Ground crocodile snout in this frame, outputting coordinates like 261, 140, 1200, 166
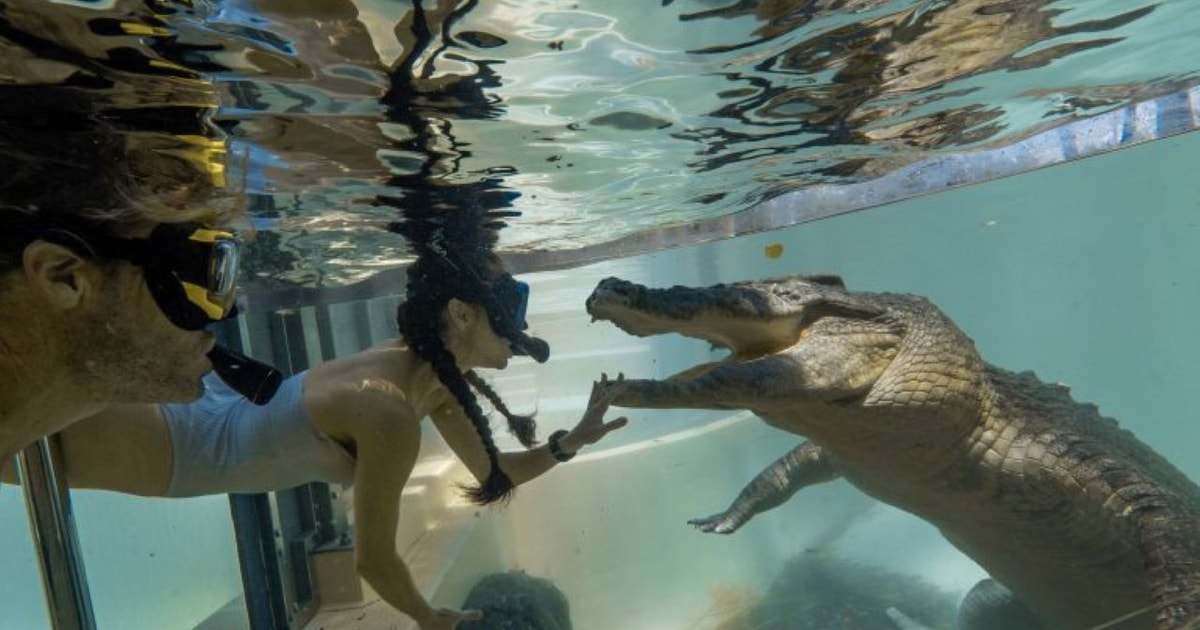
586, 277, 638, 318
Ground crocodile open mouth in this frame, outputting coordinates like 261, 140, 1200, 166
587, 277, 808, 382
667, 328, 804, 382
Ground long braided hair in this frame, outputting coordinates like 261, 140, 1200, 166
388, 201, 536, 505
464, 371, 537, 448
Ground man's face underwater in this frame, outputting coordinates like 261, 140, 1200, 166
35, 219, 240, 403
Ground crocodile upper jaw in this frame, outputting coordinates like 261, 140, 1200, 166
586, 277, 808, 362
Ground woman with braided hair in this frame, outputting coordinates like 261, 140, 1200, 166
293, 248, 628, 628
5, 248, 629, 629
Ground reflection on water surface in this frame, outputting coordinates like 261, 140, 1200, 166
2, 0, 1198, 287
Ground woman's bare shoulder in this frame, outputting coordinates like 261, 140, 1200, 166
312, 340, 407, 377
303, 342, 422, 439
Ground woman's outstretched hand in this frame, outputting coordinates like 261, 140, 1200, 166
418, 606, 482, 630
562, 372, 630, 453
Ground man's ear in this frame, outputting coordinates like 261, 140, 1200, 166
22, 241, 93, 309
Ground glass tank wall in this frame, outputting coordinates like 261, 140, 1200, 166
5, 118, 1198, 630
1, 483, 243, 628
392, 127, 1200, 630
302, 126, 1197, 629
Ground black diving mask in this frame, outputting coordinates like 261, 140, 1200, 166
486, 274, 550, 363
491, 275, 530, 331
42, 221, 242, 331
33, 219, 283, 404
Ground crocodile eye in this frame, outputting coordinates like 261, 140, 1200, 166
805, 274, 846, 289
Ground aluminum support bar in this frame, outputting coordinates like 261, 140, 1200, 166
18, 436, 97, 630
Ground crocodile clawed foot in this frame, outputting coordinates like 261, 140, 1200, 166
687, 511, 743, 534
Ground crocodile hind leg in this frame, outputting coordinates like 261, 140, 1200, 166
688, 440, 840, 534
957, 579, 1044, 630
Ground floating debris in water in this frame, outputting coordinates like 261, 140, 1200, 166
588, 112, 674, 131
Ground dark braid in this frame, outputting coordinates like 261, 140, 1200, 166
425, 339, 515, 505
466, 370, 538, 449
383, 183, 531, 505
394, 254, 517, 505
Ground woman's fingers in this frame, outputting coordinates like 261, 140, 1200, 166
595, 372, 628, 399
588, 373, 608, 405
432, 607, 482, 628
585, 372, 631, 424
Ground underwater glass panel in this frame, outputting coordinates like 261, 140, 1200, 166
73, 495, 244, 630
3, 0, 1199, 627
0, 487, 52, 629
296, 127, 1200, 630
386, 127, 1200, 629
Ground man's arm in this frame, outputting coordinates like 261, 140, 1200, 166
0, 404, 173, 496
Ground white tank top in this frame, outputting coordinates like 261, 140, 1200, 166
160, 371, 356, 497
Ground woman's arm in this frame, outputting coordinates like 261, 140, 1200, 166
345, 392, 481, 629
430, 374, 629, 486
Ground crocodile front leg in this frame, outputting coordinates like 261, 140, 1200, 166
689, 441, 841, 534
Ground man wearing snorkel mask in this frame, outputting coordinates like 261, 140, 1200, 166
30, 248, 631, 629
0, 116, 249, 470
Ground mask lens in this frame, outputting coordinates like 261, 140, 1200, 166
207, 238, 240, 311
512, 281, 529, 329
145, 223, 241, 327
492, 277, 529, 331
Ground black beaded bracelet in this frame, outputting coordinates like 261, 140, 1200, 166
547, 429, 576, 463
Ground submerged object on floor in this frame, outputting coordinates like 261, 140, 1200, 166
459, 570, 572, 630
732, 552, 956, 630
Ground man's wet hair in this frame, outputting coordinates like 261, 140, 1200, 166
388, 206, 535, 505
0, 88, 235, 272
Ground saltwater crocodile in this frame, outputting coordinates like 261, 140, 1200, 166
585, 274, 1200, 630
